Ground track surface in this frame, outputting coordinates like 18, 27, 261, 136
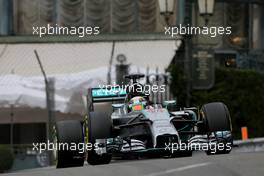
3, 151, 264, 176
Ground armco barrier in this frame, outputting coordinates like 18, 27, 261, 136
233, 137, 264, 152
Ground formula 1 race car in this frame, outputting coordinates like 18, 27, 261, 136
54, 74, 233, 168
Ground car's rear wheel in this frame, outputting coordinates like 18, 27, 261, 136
54, 120, 85, 168
86, 112, 112, 165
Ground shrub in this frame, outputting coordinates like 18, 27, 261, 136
169, 65, 187, 107
170, 66, 264, 139
0, 145, 14, 173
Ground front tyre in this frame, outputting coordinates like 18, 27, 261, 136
86, 112, 112, 165
200, 102, 232, 132
200, 102, 233, 155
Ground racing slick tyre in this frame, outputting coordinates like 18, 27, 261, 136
86, 111, 112, 165
54, 120, 85, 168
200, 102, 232, 132
200, 102, 233, 155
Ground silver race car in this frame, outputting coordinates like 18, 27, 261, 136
54, 74, 232, 168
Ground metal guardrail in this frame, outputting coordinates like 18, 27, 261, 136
11, 144, 49, 168
233, 137, 264, 152
0, 33, 182, 44
237, 50, 264, 71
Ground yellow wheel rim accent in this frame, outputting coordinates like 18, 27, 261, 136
84, 115, 89, 160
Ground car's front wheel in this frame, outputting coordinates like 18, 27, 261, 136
86, 112, 112, 165
200, 102, 233, 155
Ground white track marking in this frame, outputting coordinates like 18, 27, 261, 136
143, 162, 211, 176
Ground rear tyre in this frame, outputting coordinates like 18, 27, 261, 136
55, 120, 85, 168
87, 112, 112, 165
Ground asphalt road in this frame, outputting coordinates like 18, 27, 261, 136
3, 151, 264, 176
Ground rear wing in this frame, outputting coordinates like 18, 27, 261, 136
89, 87, 127, 103
87, 87, 127, 112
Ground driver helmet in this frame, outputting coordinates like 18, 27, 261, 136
128, 96, 146, 111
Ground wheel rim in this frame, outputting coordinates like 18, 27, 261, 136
85, 115, 89, 161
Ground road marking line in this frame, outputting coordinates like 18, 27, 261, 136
143, 162, 211, 176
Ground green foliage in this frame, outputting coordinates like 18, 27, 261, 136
0, 145, 14, 173
169, 65, 187, 107
170, 65, 264, 139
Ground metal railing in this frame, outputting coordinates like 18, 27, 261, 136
237, 50, 264, 71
